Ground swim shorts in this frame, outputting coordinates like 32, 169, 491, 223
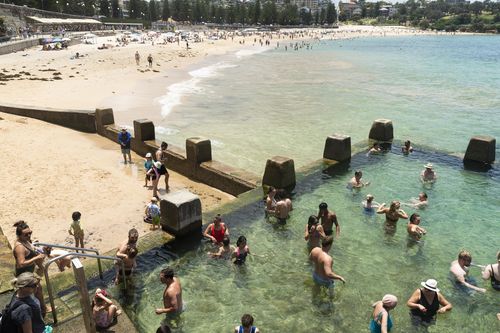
313, 272, 334, 288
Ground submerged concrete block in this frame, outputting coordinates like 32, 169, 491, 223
133, 119, 155, 141
464, 136, 496, 164
160, 190, 202, 237
323, 134, 351, 162
186, 137, 212, 164
369, 119, 393, 142
262, 156, 296, 192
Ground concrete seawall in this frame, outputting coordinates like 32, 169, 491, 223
0, 38, 40, 56
0, 104, 96, 132
0, 105, 259, 196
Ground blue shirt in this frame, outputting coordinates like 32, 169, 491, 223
118, 131, 131, 149
147, 203, 161, 217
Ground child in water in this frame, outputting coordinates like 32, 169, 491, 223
68, 211, 84, 251
232, 236, 250, 265
208, 236, 233, 259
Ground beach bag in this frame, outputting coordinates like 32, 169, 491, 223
0, 294, 23, 333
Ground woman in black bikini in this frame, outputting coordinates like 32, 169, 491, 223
482, 251, 500, 291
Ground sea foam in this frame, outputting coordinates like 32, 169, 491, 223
159, 62, 237, 118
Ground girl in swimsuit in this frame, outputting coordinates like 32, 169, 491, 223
92, 288, 121, 329
232, 236, 250, 265
304, 215, 326, 249
69, 211, 84, 251
377, 201, 408, 223
482, 251, 500, 291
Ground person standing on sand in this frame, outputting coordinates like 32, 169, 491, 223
135, 51, 140, 65
68, 211, 84, 251
155, 142, 170, 191
118, 128, 132, 164
155, 267, 183, 316
147, 54, 153, 68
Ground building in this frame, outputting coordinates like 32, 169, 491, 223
339, 0, 361, 19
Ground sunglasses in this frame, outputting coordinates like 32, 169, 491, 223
22, 231, 33, 236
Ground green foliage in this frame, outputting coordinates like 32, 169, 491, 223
100, 0, 110, 17
162, 0, 170, 20
149, 0, 158, 21
111, 0, 120, 18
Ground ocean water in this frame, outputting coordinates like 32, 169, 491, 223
153, 35, 500, 175
114, 148, 500, 332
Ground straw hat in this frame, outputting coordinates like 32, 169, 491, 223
421, 279, 440, 292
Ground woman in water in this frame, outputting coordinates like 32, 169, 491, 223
369, 294, 398, 333
232, 236, 250, 265
377, 201, 408, 223
304, 215, 326, 250
203, 214, 229, 245
406, 279, 452, 328
481, 251, 500, 291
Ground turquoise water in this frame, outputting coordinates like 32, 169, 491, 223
150, 35, 500, 175
114, 148, 500, 332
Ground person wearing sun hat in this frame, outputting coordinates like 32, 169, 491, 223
369, 294, 398, 333
407, 278, 452, 328
420, 163, 437, 183
7, 272, 51, 333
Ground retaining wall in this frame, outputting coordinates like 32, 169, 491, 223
0, 38, 40, 55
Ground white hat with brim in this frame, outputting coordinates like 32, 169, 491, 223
146, 153, 152, 158
421, 279, 439, 292
424, 163, 433, 169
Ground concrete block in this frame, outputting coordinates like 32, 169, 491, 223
95, 108, 114, 135
464, 136, 496, 164
369, 119, 393, 142
262, 156, 296, 192
186, 137, 212, 164
133, 119, 155, 141
323, 134, 351, 162
160, 190, 202, 237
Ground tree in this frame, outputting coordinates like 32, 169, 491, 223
149, 0, 158, 21
128, 0, 141, 19
100, 0, 110, 17
254, 0, 261, 24
262, 0, 277, 24
326, 3, 336, 24
111, 0, 120, 18
162, 0, 170, 20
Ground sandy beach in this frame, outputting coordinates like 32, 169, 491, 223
0, 25, 440, 252
0, 112, 234, 253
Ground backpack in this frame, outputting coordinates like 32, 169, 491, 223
0, 294, 24, 333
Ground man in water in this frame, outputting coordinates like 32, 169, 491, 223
450, 250, 486, 293
407, 213, 427, 241
115, 229, 139, 282
317, 202, 340, 238
421, 163, 437, 183
309, 236, 345, 288
348, 170, 370, 189
156, 267, 183, 316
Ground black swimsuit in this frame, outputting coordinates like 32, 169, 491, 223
13, 243, 37, 276
489, 265, 500, 291
410, 289, 440, 322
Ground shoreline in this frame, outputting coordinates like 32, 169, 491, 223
0, 112, 234, 254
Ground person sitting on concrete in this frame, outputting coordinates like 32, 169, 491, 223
92, 288, 121, 329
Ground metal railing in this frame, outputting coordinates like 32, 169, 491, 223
37, 247, 127, 324
33, 242, 104, 279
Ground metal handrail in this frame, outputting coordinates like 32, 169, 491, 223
33, 242, 103, 279
44, 252, 126, 324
